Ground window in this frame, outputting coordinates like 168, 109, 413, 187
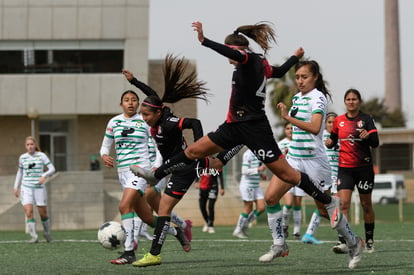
374, 182, 392, 189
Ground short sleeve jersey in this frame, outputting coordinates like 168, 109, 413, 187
288, 88, 327, 159
18, 151, 52, 189
240, 150, 262, 187
104, 113, 151, 172
331, 112, 378, 168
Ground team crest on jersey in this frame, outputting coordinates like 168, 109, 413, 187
357, 120, 365, 128
136, 121, 143, 128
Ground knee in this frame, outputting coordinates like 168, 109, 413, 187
340, 200, 351, 212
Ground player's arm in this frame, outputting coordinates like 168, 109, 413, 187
179, 117, 204, 142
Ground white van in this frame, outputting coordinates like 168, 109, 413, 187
372, 174, 407, 204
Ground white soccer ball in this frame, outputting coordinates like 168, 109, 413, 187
97, 221, 126, 250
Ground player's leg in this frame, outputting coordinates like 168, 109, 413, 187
35, 188, 52, 242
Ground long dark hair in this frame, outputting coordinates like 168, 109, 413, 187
224, 22, 276, 54
295, 60, 332, 101
142, 54, 209, 110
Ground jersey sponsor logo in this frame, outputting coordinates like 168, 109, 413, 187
339, 121, 345, 127
121, 127, 135, 137
168, 117, 179, 123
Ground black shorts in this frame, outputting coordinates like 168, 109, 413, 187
207, 118, 282, 163
337, 166, 375, 194
163, 162, 198, 200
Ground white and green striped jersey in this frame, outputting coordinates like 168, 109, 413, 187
240, 150, 262, 188
14, 151, 55, 189
100, 113, 151, 172
278, 137, 291, 154
323, 129, 339, 178
288, 88, 327, 159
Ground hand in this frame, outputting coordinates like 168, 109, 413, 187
325, 137, 333, 147
220, 188, 225, 196
39, 176, 45, 184
102, 154, 114, 168
192, 21, 205, 43
14, 189, 19, 198
276, 102, 289, 119
294, 47, 305, 59
122, 69, 134, 81
257, 165, 266, 172
358, 129, 370, 139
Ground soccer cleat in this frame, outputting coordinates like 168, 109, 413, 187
175, 227, 191, 252
232, 230, 248, 239
129, 165, 158, 186
301, 233, 323, 244
293, 233, 301, 240
259, 242, 289, 262
184, 220, 193, 241
110, 252, 136, 265
43, 232, 52, 243
132, 252, 161, 267
348, 237, 364, 269
325, 196, 342, 229
282, 225, 289, 238
207, 227, 215, 234
332, 241, 348, 254
202, 224, 208, 233
365, 239, 374, 253
29, 237, 39, 243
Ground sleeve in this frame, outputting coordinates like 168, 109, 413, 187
13, 165, 23, 189
366, 116, 379, 148
151, 134, 163, 168
41, 154, 56, 178
241, 151, 258, 176
328, 118, 339, 148
129, 77, 158, 97
179, 118, 204, 142
202, 38, 247, 63
270, 55, 299, 78
100, 120, 114, 157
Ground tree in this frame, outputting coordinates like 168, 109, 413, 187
360, 97, 406, 127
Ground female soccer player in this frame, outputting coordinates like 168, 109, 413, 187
100, 90, 188, 264
14, 136, 55, 243
326, 89, 379, 253
122, 54, 208, 267
130, 21, 342, 265
232, 148, 267, 239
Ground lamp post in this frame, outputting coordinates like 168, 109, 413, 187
27, 107, 39, 138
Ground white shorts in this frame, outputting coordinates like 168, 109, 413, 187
286, 156, 332, 192
118, 170, 147, 193
239, 182, 264, 202
20, 186, 47, 206
287, 186, 306, 196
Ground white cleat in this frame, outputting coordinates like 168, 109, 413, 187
130, 165, 158, 186
259, 243, 289, 263
332, 241, 348, 254
348, 236, 364, 269
232, 230, 248, 239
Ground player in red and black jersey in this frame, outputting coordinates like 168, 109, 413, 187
122, 54, 209, 267
326, 88, 379, 253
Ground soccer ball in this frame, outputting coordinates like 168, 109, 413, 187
97, 221, 126, 249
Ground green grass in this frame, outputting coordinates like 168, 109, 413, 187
1, 222, 414, 274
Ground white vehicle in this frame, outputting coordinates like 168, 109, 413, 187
372, 174, 407, 204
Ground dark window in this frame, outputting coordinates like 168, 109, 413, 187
374, 181, 392, 189
0, 49, 123, 74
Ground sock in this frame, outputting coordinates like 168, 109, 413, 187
215, 145, 244, 166
246, 210, 260, 225
365, 222, 375, 242
266, 204, 284, 245
297, 172, 331, 204
133, 214, 143, 242
154, 151, 193, 179
335, 214, 356, 247
121, 212, 135, 251
171, 212, 186, 229
150, 216, 170, 256
293, 206, 302, 235
282, 205, 292, 227
338, 235, 346, 244
305, 209, 321, 235
27, 218, 38, 238
41, 217, 50, 235
234, 212, 248, 232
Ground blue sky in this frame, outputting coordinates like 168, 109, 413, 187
149, 0, 414, 133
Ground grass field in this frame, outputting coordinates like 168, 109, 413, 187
1, 221, 414, 275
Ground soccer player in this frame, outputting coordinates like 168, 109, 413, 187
233, 148, 266, 238
13, 136, 55, 243
326, 89, 379, 254
123, 54, 208, 267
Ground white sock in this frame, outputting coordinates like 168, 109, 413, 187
293, 209, 302, 235
335, 214, 356, 246
167, 225, 177, 236
282, 205, 291, 227
122, 214, 134, 251
171, 212, 186, 229
267, 211, 284, 245
133, 215, 142, 242
27, 220, 38, 238
234, 213, 248, 232
305, 210, 321, 235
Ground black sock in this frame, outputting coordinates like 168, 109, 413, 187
154, 151, 193, 179
150, 216, 170, 256
216, 145, 244, 166
365, 222, 375, 241
297, 172, 331, 204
